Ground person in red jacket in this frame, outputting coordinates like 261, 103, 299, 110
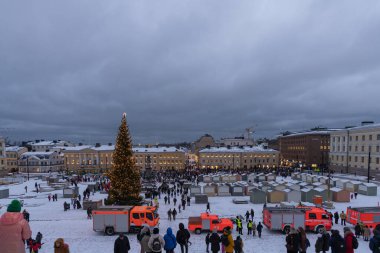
344, 227, 355, 253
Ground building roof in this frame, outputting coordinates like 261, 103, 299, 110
332, 123, 380, 133
279, 130, 338, 138
132, 147, 184, 153
199, 145, 278, 153
5, 146, 26, 152
20, 151, 56, 160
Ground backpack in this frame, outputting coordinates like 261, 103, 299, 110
335, 236, 346, 253
370, 237, 380, 253
221, 235, 230, 247
352, 236, 359, 249
152, 237, 162, 251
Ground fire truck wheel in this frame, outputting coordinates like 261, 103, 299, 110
195, 228, 202, 234
283, 225, 290, 234
105, 227, 115, 236
316, 225, 325, 234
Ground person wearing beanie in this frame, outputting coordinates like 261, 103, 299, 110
0, 199, 32, 253
54, 238, 70, 253
148, 227, 165, 253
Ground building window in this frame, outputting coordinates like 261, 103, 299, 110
361, 157, 365, 163
362, 146, 365, 152
362, 135, 365, 141
377, 134, 380, 140
350, 136, 352, 141
369, 135, 373, 141
377, 146, 380, 153
349, 156, 351, 162
355, 146, 358, 152
355, 157, 358, 162
376, 158, 379, 164
356, 136, 359, 141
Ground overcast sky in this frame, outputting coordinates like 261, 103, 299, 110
1, 1, 380, 145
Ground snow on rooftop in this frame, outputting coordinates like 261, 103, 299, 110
279, 130, 337, 138
133, 147, 184, 153
5, 146, 26, 152
333, 123, 380, 133
62, 145, 93, 151
199, 145, 278, 153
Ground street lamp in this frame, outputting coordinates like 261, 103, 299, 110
367, 151, 371, 183
26, 157, 29, 181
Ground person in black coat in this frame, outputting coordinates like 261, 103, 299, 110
176, 223, 190, 253
114, 233, 130, 253
209, 228, 221, 253
257, 222, 263, 238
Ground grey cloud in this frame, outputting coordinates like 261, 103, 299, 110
1, 1, 380, 144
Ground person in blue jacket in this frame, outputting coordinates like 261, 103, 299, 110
164, 227, 177, 253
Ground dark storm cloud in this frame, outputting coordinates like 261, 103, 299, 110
1, 1, 380, 144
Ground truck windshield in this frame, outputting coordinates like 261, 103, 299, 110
321, 214, 329, 219
146, 212, 153, 221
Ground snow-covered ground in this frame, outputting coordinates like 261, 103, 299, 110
0, 178, 378, 253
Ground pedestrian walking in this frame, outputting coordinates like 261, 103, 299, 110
114, 233, 131, 253
355, 223, 362, 238
234, 236, 243, 253
286, 227, 299, 253
236, 216, 243, 235
297, 227, 310, 253
245, 211, 250, 222
172, 208, 177, 221
23, 209, 30, 222
221, 227, 234, 253
329, 229, 345, 253
250, 208, 255, 220
164, 196, 168, 205
168, 209, 172, 221
315, 234, 324, 253
176, 223, 191, 253
340, 211, 347, 226
205, 232, 210, 253
257, 222, 263, 238
206, 202, 211, 213
173, 197, 177, 206
140, 227, 152, 253
363, 225, 371, 241
0, 200, 32, 253
247, 220, 253, 235
344, 227, 358, 253
87, 207, 92, 219
148, 227, 165, 253
209, 228, 221, 253
369, 225, 380, 252
164, 227, 177, 253
252, 221, 257, 236
334, 212, 339, 225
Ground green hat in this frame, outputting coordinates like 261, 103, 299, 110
7, 200, 22, 212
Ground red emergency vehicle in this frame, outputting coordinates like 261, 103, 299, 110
188, 213, 233, 234
346, 206, 380, 228
263, 206, 332, 233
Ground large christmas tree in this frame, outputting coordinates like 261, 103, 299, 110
107, 113, 142, 205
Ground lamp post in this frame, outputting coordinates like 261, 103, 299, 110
26, 157, 30, 181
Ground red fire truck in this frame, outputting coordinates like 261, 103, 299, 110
263, 207, 332, 234
346, 206, 380, 228
188, 213, 233, 234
